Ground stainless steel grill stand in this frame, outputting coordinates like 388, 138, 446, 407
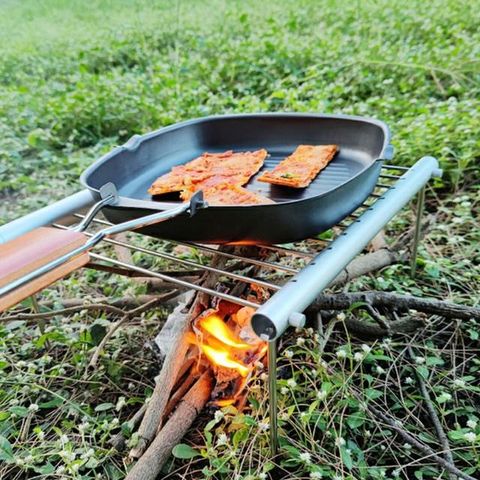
410, 186, 426, 278
268, 340, 278, 456
0, 157, 442, 458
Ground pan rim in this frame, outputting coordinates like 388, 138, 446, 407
80, 112, 391, 209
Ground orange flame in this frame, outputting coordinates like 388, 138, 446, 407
215, 398, 235, 407
198, 314, 251, 350
200, 344, 250, 377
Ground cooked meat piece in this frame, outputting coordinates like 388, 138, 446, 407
202, 184, 274, 205
257, 145, 338, 188
148, 149, 267, 197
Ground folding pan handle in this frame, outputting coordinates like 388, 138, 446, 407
0, 227, 90, 312
0, 188, 207, 313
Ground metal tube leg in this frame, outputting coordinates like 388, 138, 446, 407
410, 186, 426, 278
268, 340, 278, 456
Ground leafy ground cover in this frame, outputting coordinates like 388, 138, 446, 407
0, 0, 479, 479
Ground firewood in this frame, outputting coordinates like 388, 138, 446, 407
128, 301, 192, 460
128, 248, 232, 459
329, 248, 404, 287
125, 371, 213, 480
311, 291, 480, 321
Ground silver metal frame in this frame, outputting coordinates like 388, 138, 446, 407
0, 157, 441, 458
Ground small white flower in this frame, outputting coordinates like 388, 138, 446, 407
259, 473, 267, 480
361, 344, 371, 354
336, 312, 346, 321
403, 442, 412, 450
78, 422, 89, 433
365, 430, 371, 437
320, 360, 328, 369
214, 410, 224, 422
84, 448, 95, 458
336, 349, 347, 359
260, 373, 268, 382
281, 387, 289, 395
381, 338, 392, 348
354, 352, 364, 362
437, 392, 452, 403
116, 396, 126, 411
296, 337, 306, 346
216, 433, 228, 446
335, 436, 346, 447
17, 360, 27, 368
310, 472, 323, 479
316, 390, 327, 400
60, 450, 76, 462
311, 369, 318, 377
467, 419, 478, 430
111, 417, 119, 426
376, 366, 385, 375
287, 378, 297, 388
392, 469, 401, 478
59, 434, 69, 443
306, 328, 314, 335
284, 350, 294, 359
28, 403, 39, 413
415, 356, 426, 365
464, 432, 477, 443
405, 376, 414, 385
453, 379, 466, 388
258, 420, 270, 431
380, 444, 386, 451
299, 452, 311, 463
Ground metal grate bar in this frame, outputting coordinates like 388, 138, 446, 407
169, 240, 300, 274
54, 224, 281, 292
383, 164, 409, 171
89, 252, 260, 308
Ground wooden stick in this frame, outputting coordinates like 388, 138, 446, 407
329, 248, 404, 287
407, 345, 456, 480
311, 291, 480, 320
125, 372, 213, 480
110, 404, 148, 452
128, 302, 192, 460
127, 246, 240, 459
162, 372, 198, 422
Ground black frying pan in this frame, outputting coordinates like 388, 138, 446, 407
81, 113, 392, 245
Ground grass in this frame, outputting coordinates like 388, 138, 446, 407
0, 0, 479, 479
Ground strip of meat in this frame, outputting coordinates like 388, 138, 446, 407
148, 149, 267, 197
257, 145, 338, 188
202, 184, 274, 206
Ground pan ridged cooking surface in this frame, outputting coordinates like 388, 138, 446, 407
121, 147, 370, 205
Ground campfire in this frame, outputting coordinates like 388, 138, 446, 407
188, 305, 268, 407
125, 297, 268, 480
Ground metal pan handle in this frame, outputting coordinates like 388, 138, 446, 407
0, 188, 206, 312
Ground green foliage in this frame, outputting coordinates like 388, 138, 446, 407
1, 0, 479, 223
0, 1, 479, 479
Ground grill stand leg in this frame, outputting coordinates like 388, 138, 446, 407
410, 186, 426, 278
268, 339, 278, 456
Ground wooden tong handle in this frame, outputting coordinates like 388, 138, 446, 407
0, 227, 89, 312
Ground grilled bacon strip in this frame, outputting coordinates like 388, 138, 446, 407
201, 184, 274, 206
148, 149, 268, 199
257, 145, 338, 188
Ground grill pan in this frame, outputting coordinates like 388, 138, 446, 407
81, 113, 392, 245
